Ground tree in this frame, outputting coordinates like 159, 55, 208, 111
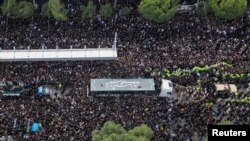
48, 0, 68, 21
92, 121, 153, 141
1, 0, 34, 19
16, 1, 34, 19
128, 124, 153, 140
41, 2, 53, 18
80, 0, 96, 19
208, 0, 248, 20
1, 0, 18, 18
138, 0, 179, 23
120, 6, 131, 16
99, 3, 113, 18
194, 0, 211, 16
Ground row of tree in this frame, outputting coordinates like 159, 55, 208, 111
1, 0, 248, 22
91, 120, 235, 141
92, 121, 153, 141
1, 0, 129, 20
139, 0, 248, 23
1, 0, 34, 19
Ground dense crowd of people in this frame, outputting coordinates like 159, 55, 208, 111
0, 0, 250, 140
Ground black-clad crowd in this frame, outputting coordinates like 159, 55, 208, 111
0, 0, 250, 140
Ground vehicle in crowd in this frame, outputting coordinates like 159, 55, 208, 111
90, 78, 176, 97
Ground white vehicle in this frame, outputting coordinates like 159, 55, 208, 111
159, 79, 173, 97
215, 84, 237, 93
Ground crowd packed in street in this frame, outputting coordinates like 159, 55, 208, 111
0, 0, 250, 140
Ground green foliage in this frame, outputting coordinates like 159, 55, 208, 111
41, 2, 53, 18
16, 1, 34, 19
128, 124, 153, 140
194, 1, 211, 16
208, 0, 248, 20
241, 96, 250, 104
202, 136, 208, 141
163, 62, 233, 78
204, 102, 213, 108
138, 0, 179, 23
120, 6, 131, 16
218, 119, 234, 125
81, 1, 96, 18
99, 3, 113, 18
92, 121, 126, 141
1, 0, 34, 19
48, 0, 68, 21
92, 121, 153, 141
1, 0, 18, 18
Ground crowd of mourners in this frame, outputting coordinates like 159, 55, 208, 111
0, 0, 250, 140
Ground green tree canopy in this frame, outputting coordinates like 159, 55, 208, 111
80, 0, 96, 19
92, 121, 153, 141
99, 3, 113, 18
138, 0, 179, 23
128, 124, 153, 140
48, 0, 68, 21
16, 1, 34, 19
208, 0, 248, 20
1, 0, 18, 18
41, 2, 53, 18
120, 6, 131, 16
1, 0, 34, 19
